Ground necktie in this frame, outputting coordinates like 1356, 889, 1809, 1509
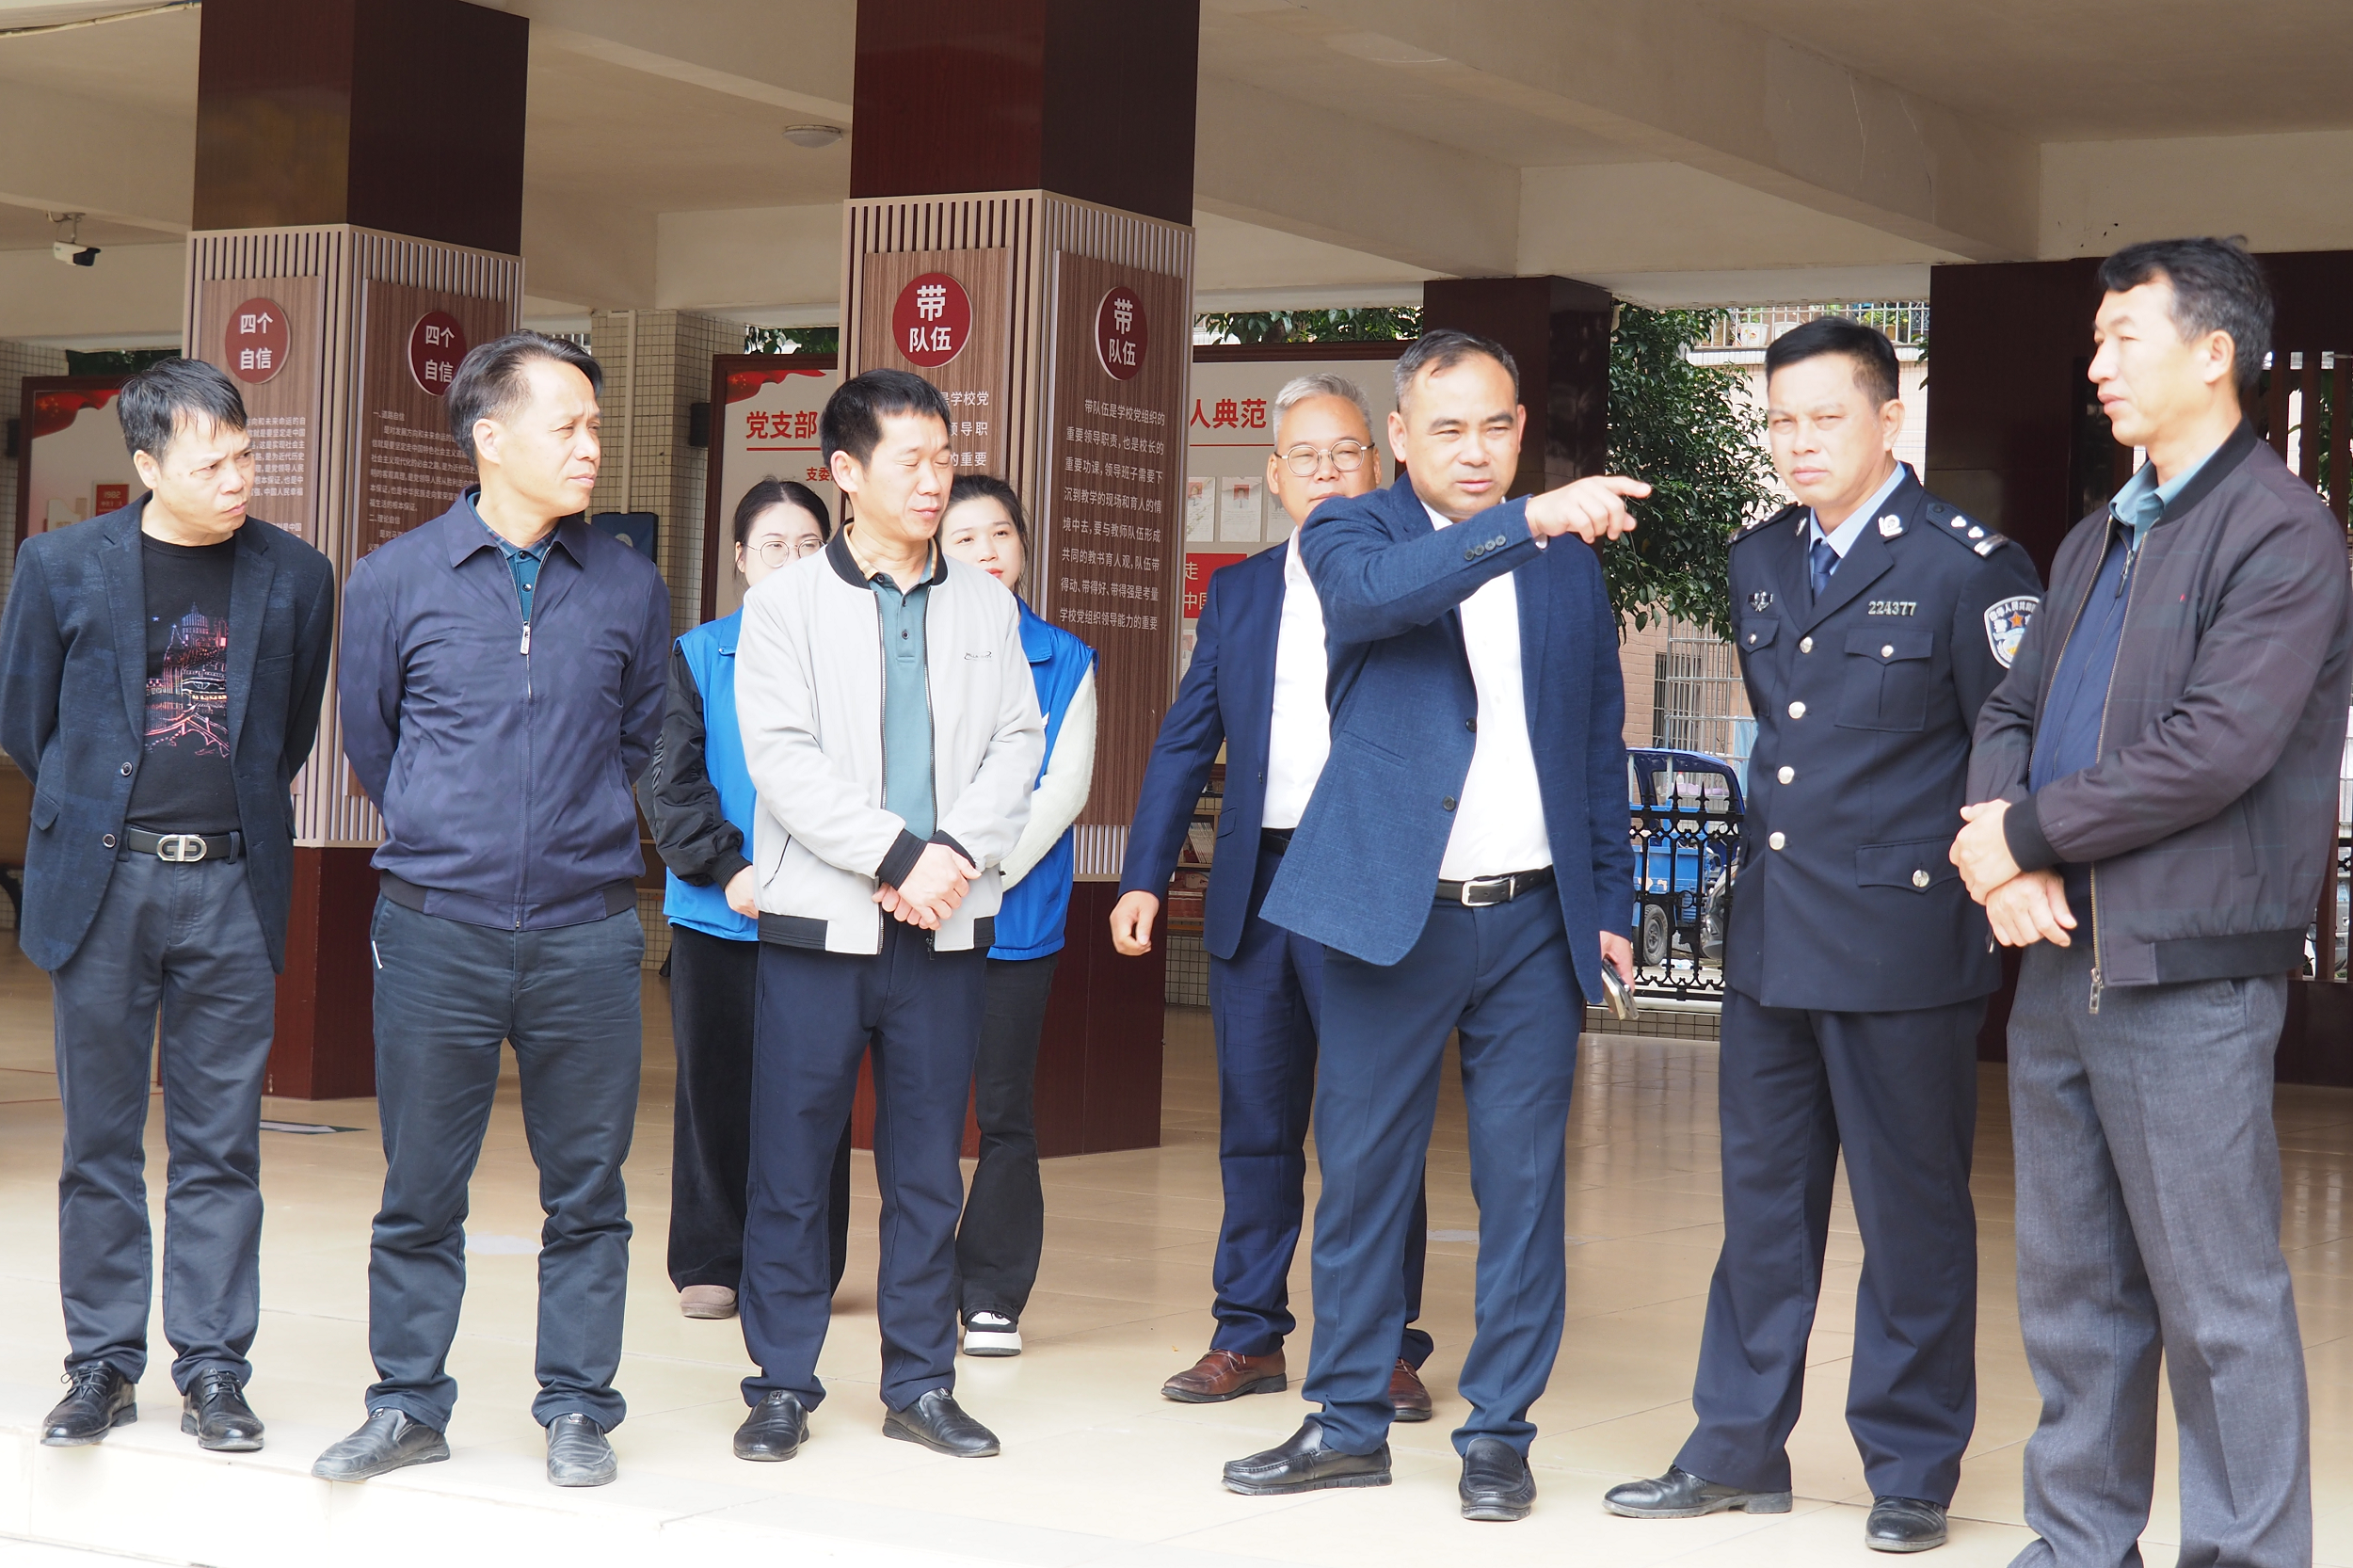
1809, 537, 1838, 598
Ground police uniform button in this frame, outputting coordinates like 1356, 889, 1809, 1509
120, 762, 133, 776
1777, 765, 1794, 785
103, 834, 116, 848
1441, 796, 1457, 811
1768, 832, 1786, 851
1788, 700, 1806, 719
1799, 636, 1813, 653
1465, 717, 1477, 732
1913, 869, 1931, 888
1881, 644, 1895, 658
1747, 632, 1756, 645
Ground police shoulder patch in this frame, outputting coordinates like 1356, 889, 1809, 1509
1983, 594, 2039, 668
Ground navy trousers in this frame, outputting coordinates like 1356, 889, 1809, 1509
1210, 835, 1431, 1366
366, 899, 645, 1432
51, 855, 278, 1391
1305, 888, 1581, 1456
1676, 988, 1981, 1504
665, 923, 852, 1296
741, 920, 984, 1412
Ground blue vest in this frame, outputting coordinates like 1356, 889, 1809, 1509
991, 601, 1095, 960
664, 611, 760, 942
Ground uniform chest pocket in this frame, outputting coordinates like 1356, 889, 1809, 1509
1738, 616, 1779, 655
1835, 627, 1935, 732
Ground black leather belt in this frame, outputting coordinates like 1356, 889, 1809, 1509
1434, 864, 1553, 907
1261, 827, 1295, 853
124, 828, 243, 863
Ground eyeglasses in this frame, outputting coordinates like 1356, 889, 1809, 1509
751, 536, 825, 567
1278, 440, 1372, 477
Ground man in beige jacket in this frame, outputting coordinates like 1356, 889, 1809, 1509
729, 369, 1044, 1464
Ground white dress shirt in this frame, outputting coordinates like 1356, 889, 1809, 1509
1425, 503, 1553, 880
1262, 532, 1332, 831
1807, 461, 1908, 560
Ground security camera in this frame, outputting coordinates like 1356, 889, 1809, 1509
47, 213, 96, 266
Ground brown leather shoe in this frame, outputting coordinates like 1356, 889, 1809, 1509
1389, 1359, 1433, 1422
1161, 1348, 1287, 1403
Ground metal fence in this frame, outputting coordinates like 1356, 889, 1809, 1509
1697, 301, 1929, 351
1628, 764, 1742, 1001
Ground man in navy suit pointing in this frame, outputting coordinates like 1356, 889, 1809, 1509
1224, 330, 1644, 1521
1113, 374, 1436, 1421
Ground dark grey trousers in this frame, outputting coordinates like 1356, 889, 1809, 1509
364, 898, 644, 1432
50, 854, 277, 1391
2009, 938, 2309, 1568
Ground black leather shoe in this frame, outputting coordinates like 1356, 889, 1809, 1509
41, 1364, 136, 1447
734, 1391, 810, 1462
1866, 1496, 1948, 1553
1460, 1437, 1536, 1521
312, 1408, 451, 1481
180, 1368, 264, 1452
546, 1413, 616, 1486
1223, 1420, 1391, 1496
1603, 1464, 1792, 1518
883, 1388, 1000, 1457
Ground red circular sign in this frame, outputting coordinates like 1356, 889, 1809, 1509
407, 311, 467, 398
890, 272, 972, 368
1096, 285, 1146, 381
222, 296, 289, 385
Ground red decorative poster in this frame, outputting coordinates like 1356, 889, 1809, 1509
889, 271, 972, 368
95, 483, 129, 512
1096, 284, 1147, 382
407, 311, 467, 397
223, 297, 290, 385
1183, 552, 1246, 619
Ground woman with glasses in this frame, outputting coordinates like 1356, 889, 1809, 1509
641, 478, 852, 1320
936, 474, 1096, 1358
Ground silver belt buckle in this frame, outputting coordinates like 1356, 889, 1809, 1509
155, 833, 207, 863
1459, 873, 1510, 907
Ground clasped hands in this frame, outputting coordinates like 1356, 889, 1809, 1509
876, 841, 980, 931
1950, 798, 2078, 949
1524, 475, 1651, 544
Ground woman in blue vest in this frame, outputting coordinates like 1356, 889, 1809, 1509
937, 474, 1096, 1357
641, 478, 852, 1320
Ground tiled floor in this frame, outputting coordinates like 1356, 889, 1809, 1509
2, 943, 2352, 1565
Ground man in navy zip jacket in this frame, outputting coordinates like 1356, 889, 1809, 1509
315, 332, 670, 1492
1223, 330, 1644, 1521
1114, 374, 1437, 1418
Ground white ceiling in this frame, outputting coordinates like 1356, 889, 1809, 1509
3, 0, 2353, 340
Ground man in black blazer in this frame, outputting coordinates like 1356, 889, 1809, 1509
0, 358, 335, 1454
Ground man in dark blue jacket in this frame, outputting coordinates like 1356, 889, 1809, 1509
0, 358, 334, 1455
313, 332, 669, 1491
1222, 330, 1642, 1521
1113, 374, 1434, 1418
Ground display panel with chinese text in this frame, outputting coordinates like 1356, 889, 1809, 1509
1040, 253, 1187, 826
353, 280, 512, 553
703, 354, 840, 622
851, 248, 1012, 481
192, 276, 328, 541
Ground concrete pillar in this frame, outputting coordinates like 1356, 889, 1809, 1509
840, 0, 1202, 1155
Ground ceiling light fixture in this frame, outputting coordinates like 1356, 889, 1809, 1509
782, 124, 844, 150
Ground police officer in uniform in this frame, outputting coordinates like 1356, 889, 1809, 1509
1606, 317, 2041, 1554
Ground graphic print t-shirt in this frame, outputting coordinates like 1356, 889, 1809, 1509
125, 536, 241, 835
